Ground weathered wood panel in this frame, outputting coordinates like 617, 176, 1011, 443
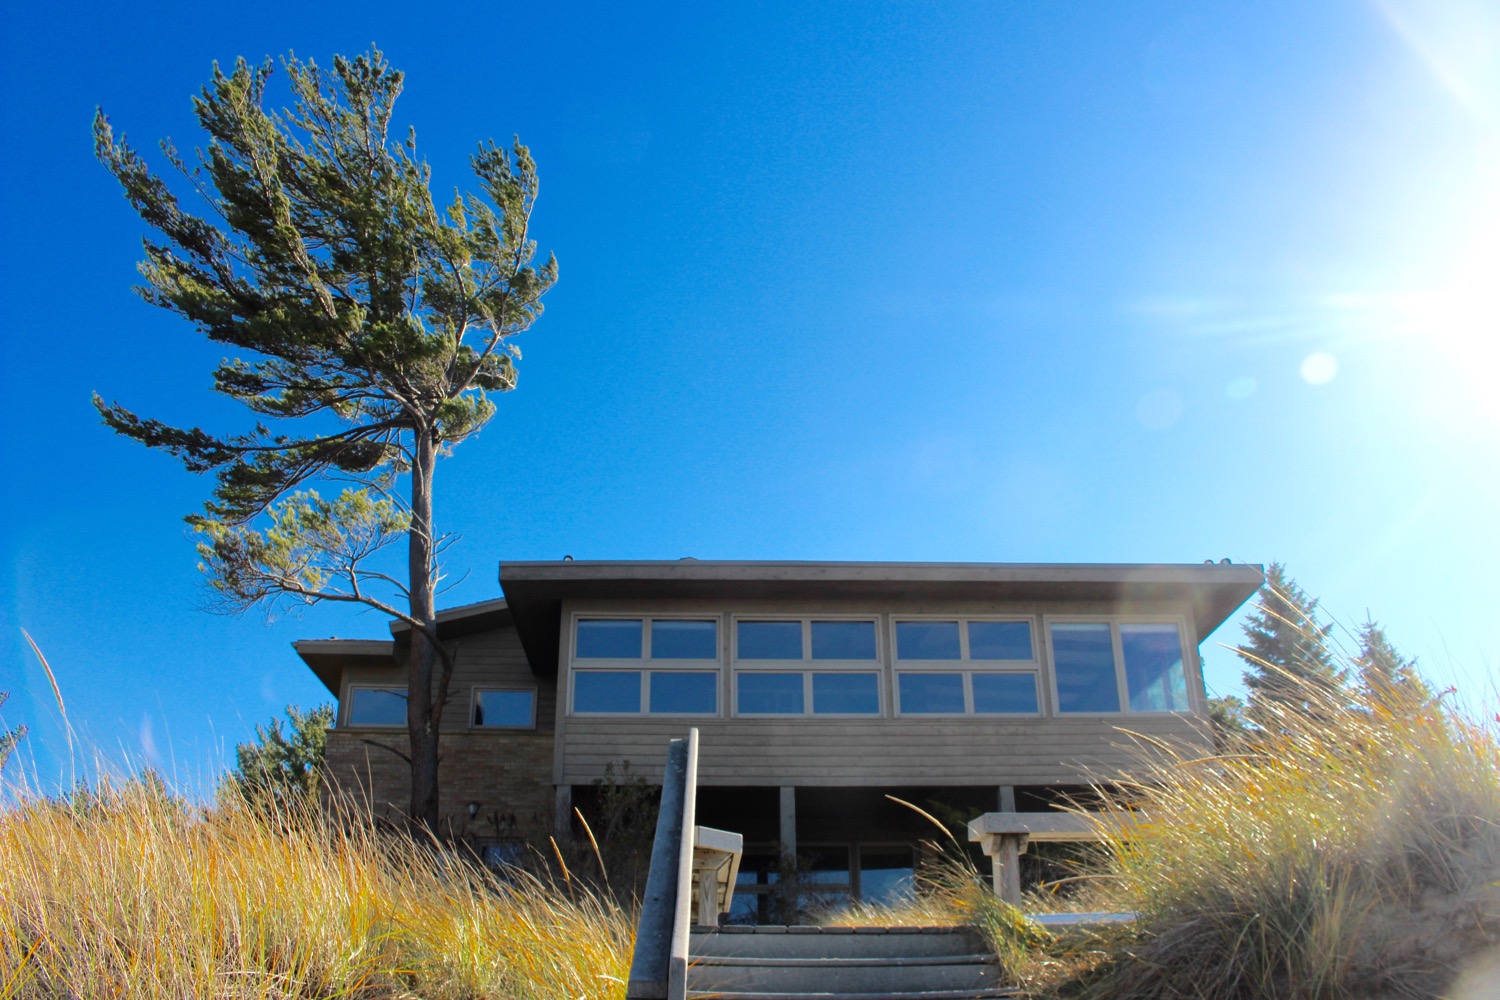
559, 715, 1210, 785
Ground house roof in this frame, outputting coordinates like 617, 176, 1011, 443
292, 638, 396, 695
498, 559, 1265, 673
386, 597, 512, 638
293, 599, 514, 693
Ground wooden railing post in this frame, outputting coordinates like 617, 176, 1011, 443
626, 729, 700, 1000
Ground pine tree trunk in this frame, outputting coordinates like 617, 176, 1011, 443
407, 427, 442, 832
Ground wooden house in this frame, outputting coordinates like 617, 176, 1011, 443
298, 559, 1262, 916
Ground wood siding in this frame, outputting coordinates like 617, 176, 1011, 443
560, 715, 1209, 786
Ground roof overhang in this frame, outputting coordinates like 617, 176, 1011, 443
293, 639, 397, 695
387, 597, 512, 640
499, 560, 1265, 672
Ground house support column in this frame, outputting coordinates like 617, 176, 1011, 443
778, 786, 797, 859
553, 785, 573, 844
998, 785, 1017, 812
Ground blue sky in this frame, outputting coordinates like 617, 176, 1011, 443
2, 1, 1496, 791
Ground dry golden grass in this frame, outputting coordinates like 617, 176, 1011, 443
1058, 691, 1500, 1000
0, 781, 632, 999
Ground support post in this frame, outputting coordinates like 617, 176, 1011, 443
998, 785, 1017, 813
554, 785, 574, 843
778, 785, 797, 859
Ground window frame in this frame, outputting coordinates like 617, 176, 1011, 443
1043, 615, 1197, 717
889, 616, 1042, 718
469, 686, 538, 730
568, 613, 725, 717
343, 684, 408, 729
731, 615, 884, 717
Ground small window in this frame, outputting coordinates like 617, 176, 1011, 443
1051, 623, 1121, 713
473, 689, 535, 728
898, 672, 965, 713
649, 671, 718, 713
811, 672, 880, 714
895, 621, 961, 660
811, 621, 877, 660
650, 620, 718, 659
737, 672, 804, 714
574, 671, 642, 713
576, 619, 643, 658
347, 686, 406, 727
738, 621, 803, 659
972, 673, 1039, 714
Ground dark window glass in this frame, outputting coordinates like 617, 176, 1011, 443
897, 672, 965, 713
737, 621, 803, 659
1121, 624, 1189, 711
1051, 623, 1120, 712
859, 847, 915, 904
576, 619, 643, 658
649, 671, 718, 713
348, 687, 406, 726
737, 672, 804, 714
968, 621, 1034, 660
811, 672, 880, 713
810, 621, 877, 660
651, 619, 718, 659
895, 621, 961, 660
473, 689, 534, 727
573, 671, 642, 713
971, 673, 1039, 714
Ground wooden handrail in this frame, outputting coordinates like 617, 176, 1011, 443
626, 728, 700, 1000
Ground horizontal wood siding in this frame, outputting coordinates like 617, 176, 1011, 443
560, 715, 1210, 786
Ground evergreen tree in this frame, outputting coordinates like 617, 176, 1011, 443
93, 49, 555, 832
0, 692, 25, 773
1354, 617, 1432, 710
1237, 562, 1347, 725
228, 704, 335, 809
1205, 694, 1249, 751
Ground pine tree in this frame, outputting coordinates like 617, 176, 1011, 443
1354, 618, 1432, 711
93, 49, 555, 832
1205, 694, 1249, 751
1237, 562, 1347, 726
0, 692, 25, 773
228, 704, 335, 809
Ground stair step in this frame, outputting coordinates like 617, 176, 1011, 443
686, 989, 1023, 1000
688, 953, 1001, 993
694, 954, 996, 968
691, 927, 987, 959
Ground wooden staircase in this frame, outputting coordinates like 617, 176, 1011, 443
686, 925, 1020, 1000
626, 732, 1028, 1000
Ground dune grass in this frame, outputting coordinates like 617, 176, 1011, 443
1056, 690, 1500, 999
0, 780, 632, 999
813, 689, 1500, 999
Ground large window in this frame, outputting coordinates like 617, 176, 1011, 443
346, 686, 406, 727
1049, 620, 1192, 714
892, 618, 1039, 716
571, 617, 721, 715
734, 618, 881, 716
